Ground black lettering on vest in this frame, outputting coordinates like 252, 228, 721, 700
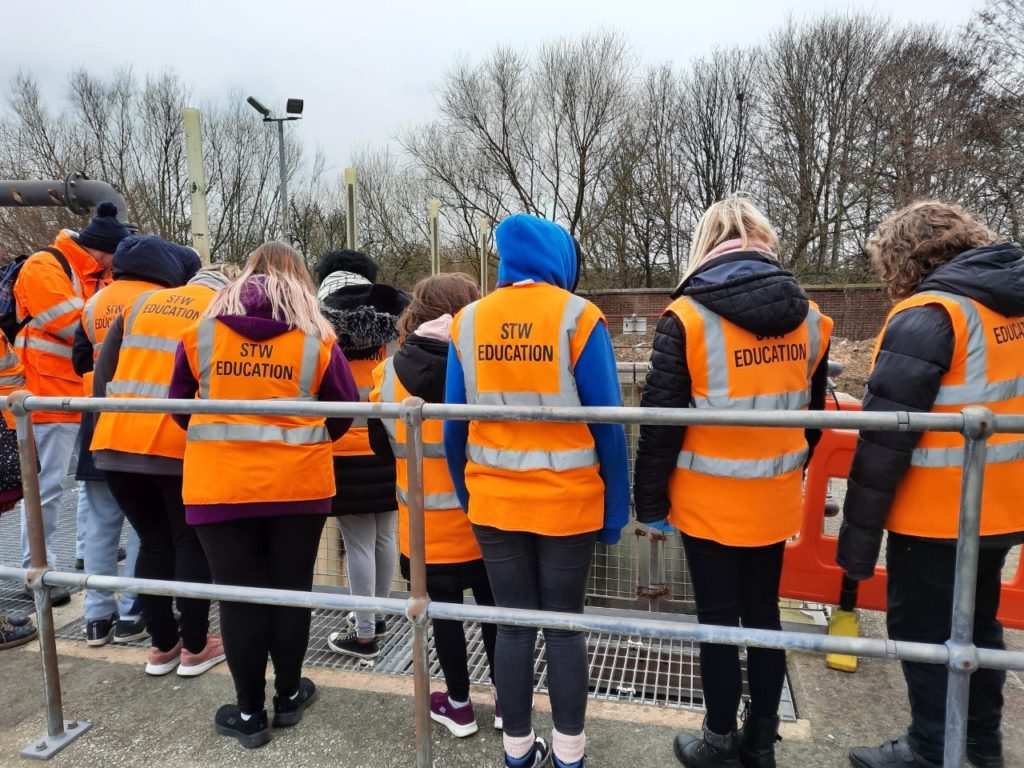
993, 320, 1024, 345
214, 360, 295, 380
733, 342, 809, 368
499, 322, 534, 340
142, 303, 200, 320
477, 343, 555, 363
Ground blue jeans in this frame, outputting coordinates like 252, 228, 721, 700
20, 422, 78, 568
82, 480, 140, 622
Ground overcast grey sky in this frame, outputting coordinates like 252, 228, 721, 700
5, 0, 982, 175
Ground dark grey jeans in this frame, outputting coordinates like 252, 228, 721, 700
472, 524, 597, 737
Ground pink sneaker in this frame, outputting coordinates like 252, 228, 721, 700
177, 635, 226, 677
145, 640, 182, 676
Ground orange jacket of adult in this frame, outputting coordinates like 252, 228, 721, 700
0, 335, 26, 429
80, 279, 161, 394
179, 318, 336, 506
332, 344, 395, 457
665, 297, 833, 547
14, 231, 109, 423
370, 357, 481, 564
451, 282, 606, 535
879, 292, 1024, 538
91, 284, 216, 460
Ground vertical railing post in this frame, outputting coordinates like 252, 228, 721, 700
942, 406, 992, 768
401, 396, 432, 768
9, 391, 92, 759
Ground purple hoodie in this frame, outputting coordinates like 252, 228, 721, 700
168, 277, 359, 525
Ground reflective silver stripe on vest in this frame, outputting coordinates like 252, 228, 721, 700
379, 359, 399, 443
392, 442, 446, 459
298, 334, 319, 398
121, 334, 180, 353
33, 297, 85, 327
457, 294, 587, 408
686, 298, 814, 410
0, 351, 21, 369
911, 438, 1024, 469
0, 374, 25, 387
466, 443, 597, 472
396, 486, 461, 511
916, 291, 1024, 405
186, 423, 330, 444
83, 295, 98, 346
196, 318, 215, 399
676, 448, 808, 479
106, 380, 170, 398
350, 385, 374, 428
124, 291, 159, 335
15, 335, 73, 359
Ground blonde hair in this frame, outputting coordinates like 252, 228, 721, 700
204, 241, 335, 341
196, 263, 242, 280
398, 273, 480, 336
869, 201, 997, 300
686, 195, 780, 277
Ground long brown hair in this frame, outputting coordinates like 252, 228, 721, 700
869, 202, 997, 300
398, 273, 480, 336
205, 241, 335, 341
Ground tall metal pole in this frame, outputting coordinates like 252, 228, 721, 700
428, 199, 440, 275
344, 168, 358, 250
478, 218, 490, 295
183, 108, 211, 264
276, 119, 289, 242
942, 406, 992, 768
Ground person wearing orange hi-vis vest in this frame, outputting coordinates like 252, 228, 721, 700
367, 273, 499, 739
446, 214, 629, 768
71, 235, 201, 648
13, 203, 128, 602
839, 203, 1024, 768
314, 250, 410, 661
169, 242, 358, 749
634, 197, 832, 768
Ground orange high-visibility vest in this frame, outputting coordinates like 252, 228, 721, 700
878, 292, 1024, 538
451, 282, 606, 535
81, 279, 161, 394
0, 336, 25, 429
91, 284, 217, 460
370, 357, 481, 564
665, 297, 833, 547
332, 343, 396, 457
179, 318, 336, 506
14, 231, 109, 423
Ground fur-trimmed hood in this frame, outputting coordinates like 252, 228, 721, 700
320, 283, 410, 359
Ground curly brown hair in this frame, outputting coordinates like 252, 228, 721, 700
868, 201, 997, 300
398, 272, 480, 336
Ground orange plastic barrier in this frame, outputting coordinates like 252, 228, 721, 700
780, 394, 1024, 630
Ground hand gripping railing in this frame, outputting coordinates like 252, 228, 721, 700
1, 392, 1023, 767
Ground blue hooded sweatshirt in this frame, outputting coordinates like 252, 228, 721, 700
443, 213, 630, 544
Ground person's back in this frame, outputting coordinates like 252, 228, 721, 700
445, 213, 629, 768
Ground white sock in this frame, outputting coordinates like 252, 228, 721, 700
552, 728, 586, 765
448, 695, 469, 709
504, 730, 537, 760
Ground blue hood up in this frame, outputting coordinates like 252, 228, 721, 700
495, 214, 577, 289
919, 242, 1024, 317
112, 235, 201, 288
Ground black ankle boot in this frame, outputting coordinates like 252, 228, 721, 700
738, 710, 780, 768
673, 724, 740, 767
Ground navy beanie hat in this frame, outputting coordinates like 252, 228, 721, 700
76, 202, 131, 253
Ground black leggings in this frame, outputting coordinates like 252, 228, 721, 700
106, 471, 211, 654
473, 525, 596, 738
681, 532, 786, 734
195, 514, 326, 712
400, 554, 497, 702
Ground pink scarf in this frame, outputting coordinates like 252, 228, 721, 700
415, 313, 453, 342
692, 238, 777, 272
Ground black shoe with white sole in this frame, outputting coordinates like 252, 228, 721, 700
113, 616, 149, 643
215, 705, 270, 749
326, 630, 379, 660
86, 613, 118, 647
273, 677, 317, 727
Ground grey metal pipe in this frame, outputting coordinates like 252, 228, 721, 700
0, 173, 129, 221
4, 566, 1023, 673
943, 408, 993, 767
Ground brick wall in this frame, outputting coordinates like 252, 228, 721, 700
580, 285, 889, 341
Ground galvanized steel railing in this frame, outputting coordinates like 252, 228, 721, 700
1, 391, 1023, 767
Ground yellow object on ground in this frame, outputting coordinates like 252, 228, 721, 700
825, 608, 859, 673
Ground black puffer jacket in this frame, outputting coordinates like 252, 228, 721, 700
838, 243, 1024, 579
321, 282, 410, 516
633, 252, 830, 523
368, 332, 448, 460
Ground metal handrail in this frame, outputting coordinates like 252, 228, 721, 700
0, 390, 1017, 767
